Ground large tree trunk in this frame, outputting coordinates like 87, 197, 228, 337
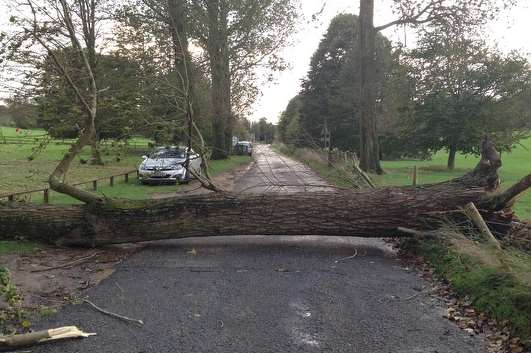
1, 138, 528, 247
207, 0, 232, 160
89, 140, 104, 166
448, 145, 457, 170
358, 0, 383, 175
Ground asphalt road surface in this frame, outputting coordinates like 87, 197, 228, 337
35, 145, 487, 353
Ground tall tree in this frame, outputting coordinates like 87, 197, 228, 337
4, 0, 109, 203
400, 24, 531, 169
356, 0, 518, 174
278, 95, 302, 144
205, 0, 232, 159
251, 117, 276, 144
118, 0, 212, 147
37, 52, 143, 141
294, 14, 394, 152
358, 0, 381, 173
189, 0, 301, 159
3, 96, 38, 129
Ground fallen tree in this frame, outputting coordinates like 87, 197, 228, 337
0, 138, 529, 247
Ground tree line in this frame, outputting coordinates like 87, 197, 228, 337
278, 0, 530, 171
0, 0, 300, 161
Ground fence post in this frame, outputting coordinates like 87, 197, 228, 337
110, 176, 115, 187
43, 189, 50, 204
412, 166, 418, 187
92, 180, 98, 191
124, 173, 129, 183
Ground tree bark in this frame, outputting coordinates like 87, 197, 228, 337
207, 0, 232, 160
89, 140, 104, 166
1, 138, 527, 247
448, 145, 457, 170
358, 0, 383, 175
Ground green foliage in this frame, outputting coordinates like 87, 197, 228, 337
251, 118, 276, 144
2, 97, 39, 129
188, 0, 301, 114
0, 266, 26, 333
0, 105, 14, 127
277, 96, 301, 144
112, 16, 214, 146
396, 22, 531, 165
284, 14, 396, 151
37, 51, 143, 140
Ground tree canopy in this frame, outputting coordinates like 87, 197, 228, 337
279, 14, 396, 152
398, 21, 531, 168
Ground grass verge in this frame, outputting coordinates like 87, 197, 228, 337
25, 155, 252, 205
0, 241, 37, 256
402, 236, 531, 347
0, 266, 27, 334
272, 144, 360, 188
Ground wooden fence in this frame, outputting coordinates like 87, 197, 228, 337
0, 170, 138, 205
0, 134, 151, 151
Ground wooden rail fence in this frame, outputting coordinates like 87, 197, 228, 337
0, 170, 138, 204
0, 135, 151, 151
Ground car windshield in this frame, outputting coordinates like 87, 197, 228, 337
150, 149, 186, 159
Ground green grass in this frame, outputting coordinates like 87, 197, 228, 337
0, 127, 251, 204
33, 155, 252, 205
0, 241, 37, 256
0, 126, 47, 137
374, 137, 531, 220
0, 137, 147, 195
0, 265, 26, 334
403, 238, 531, 348
208, 155, 251, 175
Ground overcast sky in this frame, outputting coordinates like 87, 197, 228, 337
251, 0, 531, 123
1, 1, 530, 122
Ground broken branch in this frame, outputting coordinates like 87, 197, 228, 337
0, 326, 95, 350
83, 299, 144, 326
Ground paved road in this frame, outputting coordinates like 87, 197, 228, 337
35, 145, 486, 353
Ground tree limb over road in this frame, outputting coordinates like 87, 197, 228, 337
0, 138, 529, 247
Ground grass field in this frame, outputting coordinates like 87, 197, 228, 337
373, 137, 531, 219
274, 138, 530, 219
0, 126, 251, 204
0, 241, 36, 256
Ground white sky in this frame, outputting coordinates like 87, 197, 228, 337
1, 1, 530, 122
